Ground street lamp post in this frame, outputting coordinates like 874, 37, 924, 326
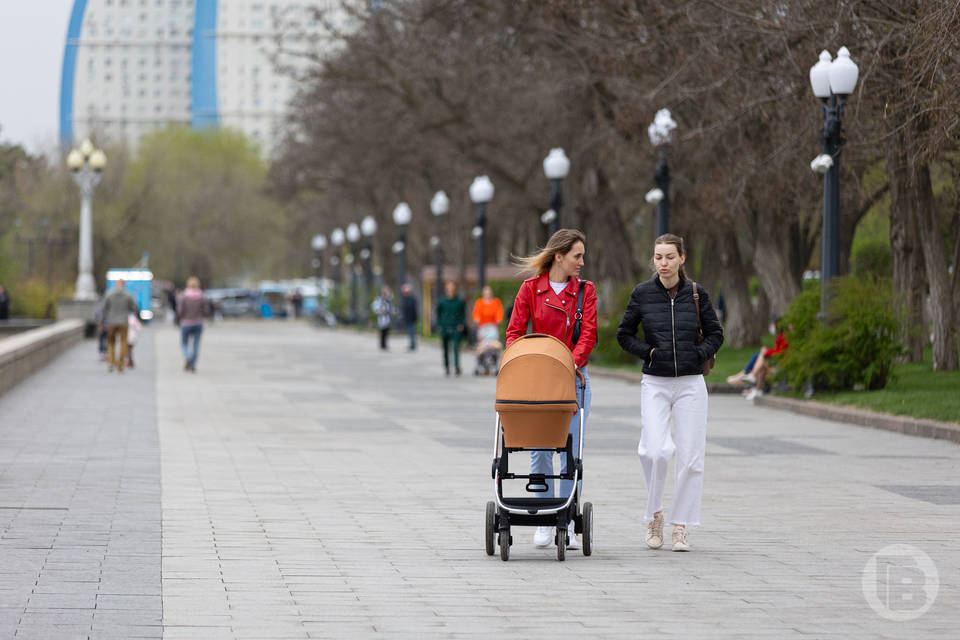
346, 223, 361, 322
392, 202, 412, 291
429, 190, 449, 316
469, 176, 495, 292
809, 46, 858, 320
543, 148, 570, 237
66, 139, 107, 300
647, 109, 677, 238
361, 215, 377, 321
311, 234, 327, 282
330, 227, 345, 313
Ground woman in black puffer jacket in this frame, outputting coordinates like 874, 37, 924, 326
617, 234, 723, 552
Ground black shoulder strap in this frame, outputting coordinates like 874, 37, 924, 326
571, 280, 586, 345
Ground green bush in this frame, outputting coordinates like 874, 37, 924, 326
591, 284, 639, 366
851, 237, 892, 279
779, 276, 902, 391
10, 279, 69, 319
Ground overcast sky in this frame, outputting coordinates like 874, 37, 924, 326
0, 1, 76, 156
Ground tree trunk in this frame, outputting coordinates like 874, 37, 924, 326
750, 207, 802, 316
887, 130, 926, 362
912, 162, 958, 370
715, 228, 761, 347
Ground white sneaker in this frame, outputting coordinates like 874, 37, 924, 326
646, 511, 664, 549
743, 388, 761, 400
743, 373, 757, 385
725, 371, 746, 385
566, 522, 580, 550
533, 526, 552, 548
672, 525, 691, 551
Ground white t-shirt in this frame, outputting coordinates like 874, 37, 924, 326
549, 280, 567, 295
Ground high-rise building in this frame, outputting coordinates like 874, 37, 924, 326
60, 0, 347, 155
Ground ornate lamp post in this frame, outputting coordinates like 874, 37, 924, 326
392, 202, 412, 290
346, 223, 361, 322
66, 138, 107, 300
330, 227, 345, 306
361, 215, 377, 319
311, 234, 327, 282
647, 109, 677, 237
469, 176, 494, 292
809, 47, 858, 320
429, 190, 449, 317
542, 148, 570, 237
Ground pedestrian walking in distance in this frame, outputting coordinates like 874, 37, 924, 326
177, 277, 208, 372
371, 287, 395, 350
436, 281, 466, 376
399, 284, 419, 351
102, 279, 139, 373
506, 228, 597, 549
616, 233, 723, 552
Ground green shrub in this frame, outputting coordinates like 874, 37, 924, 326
10, 279, 69, 319
591, 284, 639, 366
851, 237, 892, 279
779, 276, 902, 391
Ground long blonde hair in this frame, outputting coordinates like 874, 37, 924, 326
514, 229, 586, 276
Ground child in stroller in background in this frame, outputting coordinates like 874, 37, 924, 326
474, 324, 502, 376
471, 286, 505, 376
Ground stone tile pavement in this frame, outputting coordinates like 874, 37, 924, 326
1, 320, 958, 638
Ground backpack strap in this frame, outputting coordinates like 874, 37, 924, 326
571, 280, 586, 345
692, 281, 704, 342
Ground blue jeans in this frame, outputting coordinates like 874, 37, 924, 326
529, 367, 591, 498
743, 351, 760, 373
180, 324, 203, 365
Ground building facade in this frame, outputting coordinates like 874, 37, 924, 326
60, 0, 343, 154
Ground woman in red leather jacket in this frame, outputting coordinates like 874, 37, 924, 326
505, 228, 597, 550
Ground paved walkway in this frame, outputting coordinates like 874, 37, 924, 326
1, 321, 958, 638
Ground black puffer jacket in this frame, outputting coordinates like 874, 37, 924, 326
617, 276, 724, 377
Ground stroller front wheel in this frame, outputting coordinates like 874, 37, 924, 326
556, 528, 567, 561
484, 502, 496, 556
499, 528, 510, 561
582, 502, 593, 556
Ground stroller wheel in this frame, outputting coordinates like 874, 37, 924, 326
581, 502, 593, 556
556, 527, 567, 561
499, 528, 510, 561
485, 502, 496, 556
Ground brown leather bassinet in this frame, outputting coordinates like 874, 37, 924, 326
495, 334, 578, 448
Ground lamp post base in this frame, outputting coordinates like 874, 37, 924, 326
74, 272, 98, 301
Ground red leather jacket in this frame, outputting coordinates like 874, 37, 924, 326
506, 274, 598, 369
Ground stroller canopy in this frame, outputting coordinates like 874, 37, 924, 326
495, 334, 578, 447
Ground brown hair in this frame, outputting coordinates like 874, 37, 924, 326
514, 228, 587, 276
652, 233, 687, 280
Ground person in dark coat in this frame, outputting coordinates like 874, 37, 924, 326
617, 233, 723, 553
0, 285, 9, 320
436, 281, 465, 376
399, 284, 419, 351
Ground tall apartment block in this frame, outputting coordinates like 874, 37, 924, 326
60, 0, 344, 154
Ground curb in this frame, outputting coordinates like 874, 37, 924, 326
754, 394, 960, 444
588, 365, 742, 394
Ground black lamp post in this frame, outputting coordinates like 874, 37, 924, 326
391, 202, 412, 291
647, 109, 677, 238
346, 223, 361, 322
330, 227, 345, 308
311, 234, 326, 282
809, 47, 859, 320
430, 190, 449, 318
469, 176, 494, 292
361, 216, 377, 320
543, 148, 570, 238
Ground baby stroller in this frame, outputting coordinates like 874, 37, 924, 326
485, 334, 592, 561
473, 324, 502, 376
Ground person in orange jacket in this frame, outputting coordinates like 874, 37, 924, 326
471, 285, 503, 331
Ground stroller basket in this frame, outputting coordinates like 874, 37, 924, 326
495, 334, 578, 448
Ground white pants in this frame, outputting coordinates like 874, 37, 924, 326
638, 374, 708, 526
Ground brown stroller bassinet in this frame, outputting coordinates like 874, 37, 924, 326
485, 334, 593, 562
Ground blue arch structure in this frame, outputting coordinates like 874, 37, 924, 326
59, 0, 88, 147
191, 0, 219, 128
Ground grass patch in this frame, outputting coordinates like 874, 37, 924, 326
803, 348, 960, 424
